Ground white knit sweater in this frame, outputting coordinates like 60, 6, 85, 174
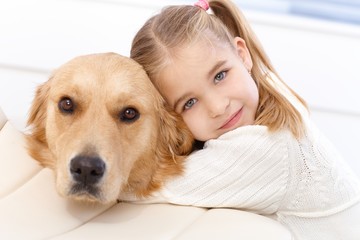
123, 123, 360, 239
121, 79, 360, 239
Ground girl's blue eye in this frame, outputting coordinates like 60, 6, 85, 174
214, 71, 226, 83
184, 98, 197, 110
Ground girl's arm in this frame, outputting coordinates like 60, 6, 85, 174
150, 126, 291, 215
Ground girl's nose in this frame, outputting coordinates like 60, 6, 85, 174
205, 93, 229, 118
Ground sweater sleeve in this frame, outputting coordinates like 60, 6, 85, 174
151, 126, 291, 214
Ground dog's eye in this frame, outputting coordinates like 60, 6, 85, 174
120, 107, 139, 123
58, 97, 75, 114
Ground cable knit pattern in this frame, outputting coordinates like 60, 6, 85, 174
280, 120, 360, 217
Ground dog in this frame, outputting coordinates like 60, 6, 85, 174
26, 53, 193, 204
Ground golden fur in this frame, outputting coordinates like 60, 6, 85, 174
26, 53, 193, 204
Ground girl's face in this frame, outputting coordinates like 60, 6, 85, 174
158, 37, 259, 141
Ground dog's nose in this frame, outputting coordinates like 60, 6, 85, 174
70, 156, 106, 185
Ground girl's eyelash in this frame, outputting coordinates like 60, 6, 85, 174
183, 98, 197, 111
214, 70, 228, 82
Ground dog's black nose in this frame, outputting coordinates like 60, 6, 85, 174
70, 156, 106, 185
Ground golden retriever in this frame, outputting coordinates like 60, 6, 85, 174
26, 53, 193, 204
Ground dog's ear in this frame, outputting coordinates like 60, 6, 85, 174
26, 79, 53, 167
128, 99, 194, 197
157, 98, 194, 160
164, 104, 194, 156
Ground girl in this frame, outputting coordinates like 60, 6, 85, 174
128, 0, 360, 239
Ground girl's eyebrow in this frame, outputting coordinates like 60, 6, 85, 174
208, 60, 227, 79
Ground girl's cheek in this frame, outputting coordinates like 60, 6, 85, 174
182, 114, 197, 133
182, 115, 192, 130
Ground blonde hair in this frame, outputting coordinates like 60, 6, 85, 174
131, 0, 307, 138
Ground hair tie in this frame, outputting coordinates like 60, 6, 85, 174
194, 0, 209, 11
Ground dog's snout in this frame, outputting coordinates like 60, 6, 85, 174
70, 156, 105, 185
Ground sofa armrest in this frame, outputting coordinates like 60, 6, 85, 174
0, 112, 42, 198
0, 106, 7, 130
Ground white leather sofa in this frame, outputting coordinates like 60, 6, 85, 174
0, 106, 292, 239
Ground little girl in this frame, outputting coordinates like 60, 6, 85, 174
127, 0, 360, 238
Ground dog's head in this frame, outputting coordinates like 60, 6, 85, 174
26, 53, 193, 204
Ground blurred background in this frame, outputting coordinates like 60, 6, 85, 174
0, 0, 359, 175
230, 0, 360, 25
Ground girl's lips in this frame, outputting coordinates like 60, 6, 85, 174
220, 108, 243, 130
